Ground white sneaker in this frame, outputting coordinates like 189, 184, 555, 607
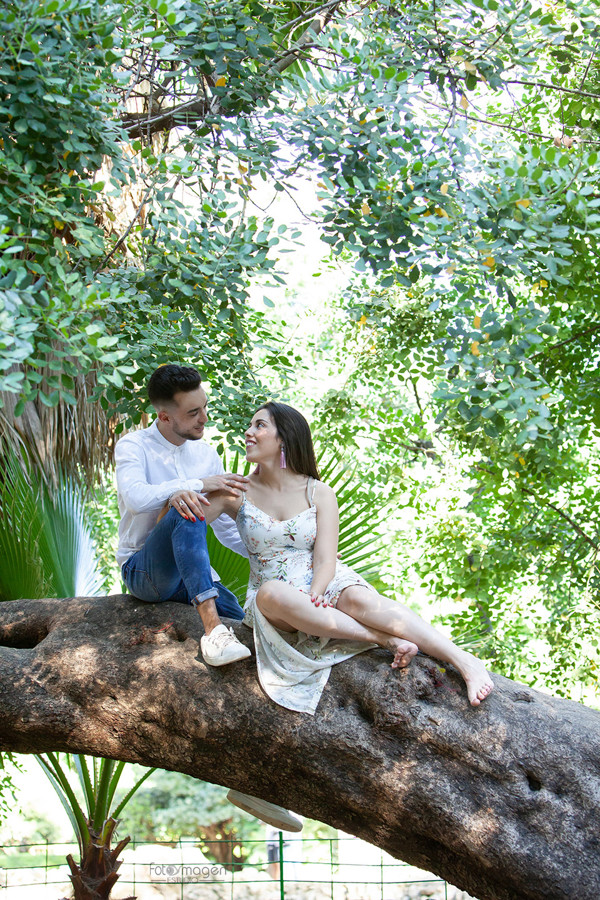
227, 790, 303, 833
200, 625, 251, 666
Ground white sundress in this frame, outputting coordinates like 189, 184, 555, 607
237, 478, 377, 714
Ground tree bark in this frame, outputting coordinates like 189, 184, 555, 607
0, 595, 598, 900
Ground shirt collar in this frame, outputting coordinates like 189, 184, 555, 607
149, 418, 183, 452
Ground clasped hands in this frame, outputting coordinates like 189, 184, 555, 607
303, 589, 335, 608
163, 473, 249, 522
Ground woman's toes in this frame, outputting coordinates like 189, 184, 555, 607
390, 640, 418, 669
468, 675, 494, 706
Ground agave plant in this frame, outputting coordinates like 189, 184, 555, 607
37, 753, 154, 900
0, 447, 103, 602
0, 445, 151, 899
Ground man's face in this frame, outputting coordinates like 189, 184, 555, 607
158, 386, 208, 444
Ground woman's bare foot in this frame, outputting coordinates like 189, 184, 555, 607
456, 652, 494, 706
389, 638, 419, 669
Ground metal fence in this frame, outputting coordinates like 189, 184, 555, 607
0, 835, 476, 899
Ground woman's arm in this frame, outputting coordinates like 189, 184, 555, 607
310, 483, 339, 602
156, 490, 242, 525
202, 490, 243, 524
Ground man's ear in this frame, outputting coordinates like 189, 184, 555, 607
157, 409, 170, 422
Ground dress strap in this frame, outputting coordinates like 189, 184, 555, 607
307, 477, 317, 507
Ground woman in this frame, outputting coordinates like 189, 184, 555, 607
203, 402, 494, 714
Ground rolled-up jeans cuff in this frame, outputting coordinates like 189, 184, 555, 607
191, 587, 219, 607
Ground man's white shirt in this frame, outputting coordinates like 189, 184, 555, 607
115, 420, 247, 576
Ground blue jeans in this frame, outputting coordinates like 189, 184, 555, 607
121, 507, 244, 620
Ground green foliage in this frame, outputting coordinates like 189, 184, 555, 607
1, 0, 598, 707
0, 754, 22, 828
37, 753, 154, 857
0, 0, 132, 410
116, 770, 261, 848
0, 0, 296, 441
2, 0, 599, 440
0, 447, 104, 601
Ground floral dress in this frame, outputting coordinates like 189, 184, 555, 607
237, 478, 376, 714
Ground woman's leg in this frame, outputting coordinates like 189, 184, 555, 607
336, 586, 493, 706
256, 580, 417, 664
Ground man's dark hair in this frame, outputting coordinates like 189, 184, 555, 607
148, 365, 202, 406
257, 402, 320, 480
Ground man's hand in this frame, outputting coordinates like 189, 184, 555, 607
168, 490, 207, 521
168, 475, 248, 521
201, 473, 249, 495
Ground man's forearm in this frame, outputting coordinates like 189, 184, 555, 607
118, 477, 205, 514
115, 440, 204, 514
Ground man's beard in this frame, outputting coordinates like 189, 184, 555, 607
173, 424, 203, 442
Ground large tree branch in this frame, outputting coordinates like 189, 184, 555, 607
1, 596, 599, 900
121, 96, 216, 141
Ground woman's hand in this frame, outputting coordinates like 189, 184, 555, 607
201, 473, 249, 495
310, 592, 334, 608
167, 490, 207, 522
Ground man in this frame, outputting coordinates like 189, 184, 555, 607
116, 364, 302, 833
116, 364, 250, 665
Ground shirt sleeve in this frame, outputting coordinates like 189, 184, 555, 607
210, 512, 249, 559
115, 436, 205, 514
202, 449, 249, 558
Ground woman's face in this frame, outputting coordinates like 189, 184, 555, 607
245, 408, 281, 462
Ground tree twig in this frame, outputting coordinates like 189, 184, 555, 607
520, 487, 599, 551
502, 79, 600, 101
579, 42, 598, 91
93, 182, 155, 275
420, 96, 600, 145
531, 323, 600, 359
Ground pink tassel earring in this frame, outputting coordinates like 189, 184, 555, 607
280, 445, 287, 469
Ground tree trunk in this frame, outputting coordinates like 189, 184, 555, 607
0, 595, 598, 900
199, 820, 247, 871
66, 819, 133, 900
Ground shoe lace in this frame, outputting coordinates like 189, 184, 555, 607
211, 627, 237, 648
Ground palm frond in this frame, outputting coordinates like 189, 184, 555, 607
112, 766, 156, 820
0, 449, 45, 601
318, 450, 389, 582
38, 471, 104, 598
0, 445, 104, 600
206, 529, 251, 600
73, 755, 95, 820
36, 753, 90, 854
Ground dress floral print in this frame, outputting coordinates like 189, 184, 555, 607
237, 478, 376, 714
